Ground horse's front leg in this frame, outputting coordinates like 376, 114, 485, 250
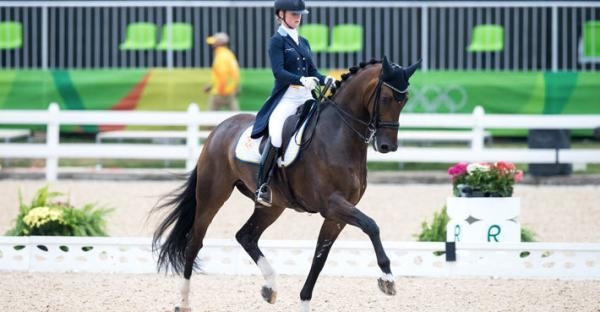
299, 219, 346, 312
324, 193, 396, 296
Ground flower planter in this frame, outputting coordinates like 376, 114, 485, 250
446, 197, 521, 243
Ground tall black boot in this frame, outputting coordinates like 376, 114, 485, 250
255, 140, 279, 207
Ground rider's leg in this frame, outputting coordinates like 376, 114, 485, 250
256, 138, 278, 207
256, 89, 308, 207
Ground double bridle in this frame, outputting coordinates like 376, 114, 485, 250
329, 70, 406, 144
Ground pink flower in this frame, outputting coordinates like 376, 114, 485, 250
448, 162, 468, 176
495, 161, 516, 172
514, 170, 523, 182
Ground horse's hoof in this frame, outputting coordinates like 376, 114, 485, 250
377, 277, 397, 296
174, 307, 191, 312
261, 285, 277, 304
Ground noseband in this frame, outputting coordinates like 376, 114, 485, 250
330, 70, 405, 144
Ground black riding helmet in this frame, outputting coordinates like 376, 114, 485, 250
274, 0, 309, 15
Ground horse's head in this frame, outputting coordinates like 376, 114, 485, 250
366, 56, 420, 153
329, 57, 420, 153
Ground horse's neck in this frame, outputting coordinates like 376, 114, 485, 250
314, 65, 378, 164
318, 103, 369, 161
333, 90, 370, 121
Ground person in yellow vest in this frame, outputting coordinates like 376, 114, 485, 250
205, 32, 240, 111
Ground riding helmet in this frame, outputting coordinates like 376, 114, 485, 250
274, 0, 309, 15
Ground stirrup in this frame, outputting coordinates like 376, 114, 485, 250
255, 184, 272, 207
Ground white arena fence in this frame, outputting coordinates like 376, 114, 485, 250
1, 236, 599, 279
1, 103, 600, 181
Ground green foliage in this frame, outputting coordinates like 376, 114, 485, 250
5, 185, 112, 236
416, 206, 450, 242
416, 206, 536, 242
520, 226, 536, 242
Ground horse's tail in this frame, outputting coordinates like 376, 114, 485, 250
152, 167, 198, 274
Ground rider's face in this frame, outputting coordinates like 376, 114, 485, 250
282, 11, 302, 29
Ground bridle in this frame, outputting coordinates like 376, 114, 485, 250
330, 69, 406, 144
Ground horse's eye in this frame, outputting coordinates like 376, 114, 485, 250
393, 92, 406, 102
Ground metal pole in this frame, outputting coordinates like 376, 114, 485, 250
421, 4, 429, 72
166, 5, 173, 69
42, 6, 48, 70
551, 5, 558, 72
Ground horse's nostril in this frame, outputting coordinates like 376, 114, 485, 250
380, 144, 389, 152
391, 145, 398, 152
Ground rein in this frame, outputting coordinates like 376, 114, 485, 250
329, 71, 401, 144
293, 80, 335, 148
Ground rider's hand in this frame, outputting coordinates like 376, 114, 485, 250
300, 76, 319, 90
325, 76, 336, 85
325, 76, 336, 91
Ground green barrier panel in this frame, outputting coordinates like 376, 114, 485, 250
1, 69, 598, 135
239, 69, 274, 111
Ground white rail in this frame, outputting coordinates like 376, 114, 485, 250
1, 103, 599, 181
1, 236, 599, 279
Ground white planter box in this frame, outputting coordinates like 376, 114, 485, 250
446, 197, 521, 243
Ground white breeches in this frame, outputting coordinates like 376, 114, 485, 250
268, 86, 312, 148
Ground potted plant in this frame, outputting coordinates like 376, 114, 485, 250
5, 185, 112, 237
446, 162, 523, 243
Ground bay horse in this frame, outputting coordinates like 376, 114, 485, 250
152, 56, 420, 312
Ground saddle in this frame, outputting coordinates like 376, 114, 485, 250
235, 99, 321, 167
274, 98, 319, 155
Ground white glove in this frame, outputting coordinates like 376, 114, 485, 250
324, 76, 336, 86
299, 76, 319, 90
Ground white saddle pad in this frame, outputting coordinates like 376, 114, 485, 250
235, 121, 309, 167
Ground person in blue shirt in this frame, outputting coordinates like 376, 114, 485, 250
251, 0, 334, 207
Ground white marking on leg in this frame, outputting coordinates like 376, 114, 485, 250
299, 300, 311, 312
380, 273, 395, 282
179, 278, 191, 308
257, 256, 277, 291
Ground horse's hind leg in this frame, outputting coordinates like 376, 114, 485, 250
177, 170, 236, 312
235, 204, 285, 304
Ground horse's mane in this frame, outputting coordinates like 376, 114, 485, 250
328, 59, 382, 99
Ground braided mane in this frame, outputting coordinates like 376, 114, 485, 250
328, 59, 381, 99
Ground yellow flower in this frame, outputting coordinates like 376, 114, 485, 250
23, 206, 65, 229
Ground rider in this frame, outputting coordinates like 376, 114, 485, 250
251, 0, 334, 207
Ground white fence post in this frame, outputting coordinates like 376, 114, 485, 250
471, 106, 485, 154
186, 103, 200, 171
46, 103, 60, 181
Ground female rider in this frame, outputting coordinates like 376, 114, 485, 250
251, 0, 334, 207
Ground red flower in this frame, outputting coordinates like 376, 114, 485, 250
495, 161, 516, 172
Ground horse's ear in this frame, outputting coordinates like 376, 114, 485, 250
404, 58, 422, 78
382, 56, 393, 77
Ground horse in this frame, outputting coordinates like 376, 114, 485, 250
152, 56, 420, 312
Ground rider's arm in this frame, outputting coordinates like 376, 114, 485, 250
269, 36, 303, 85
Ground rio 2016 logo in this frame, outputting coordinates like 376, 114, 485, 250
405, 85, 468, 113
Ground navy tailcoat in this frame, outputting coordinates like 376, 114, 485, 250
251, 26, 325, 139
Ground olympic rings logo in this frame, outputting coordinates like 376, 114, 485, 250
405, 84, 468, 113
